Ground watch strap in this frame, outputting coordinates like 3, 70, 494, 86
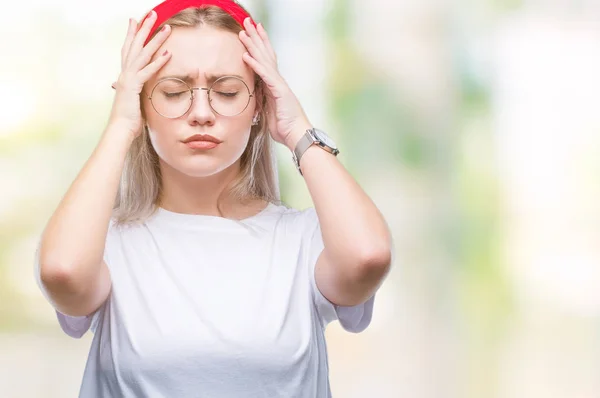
292, 128, 339, 176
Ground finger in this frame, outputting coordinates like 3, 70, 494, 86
135, 24, 171, 70
121, 18, 138, 70
242, 52, 276, 87
239, 30, 269, 63
125, 10, 157, 67
256, 23, 277, 63
138, 49, 172, 83
244, 18, 269, 57
243, 17, 259, 37
242, 18, 270, 60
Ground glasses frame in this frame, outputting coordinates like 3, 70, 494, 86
147, 75, 255, 119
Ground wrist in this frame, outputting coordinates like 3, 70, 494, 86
103, 121, 139, 146
285, 120, 313, 151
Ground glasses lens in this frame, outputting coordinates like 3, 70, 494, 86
209, 77, 251, 116
151, 79, 192, 118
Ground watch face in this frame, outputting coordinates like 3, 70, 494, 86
312, 128, 337, 149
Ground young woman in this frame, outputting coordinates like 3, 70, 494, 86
35, 0, 393, 396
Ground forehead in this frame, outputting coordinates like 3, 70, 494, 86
152, 25, 252, 83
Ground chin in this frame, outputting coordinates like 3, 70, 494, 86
175, 155, 238, 178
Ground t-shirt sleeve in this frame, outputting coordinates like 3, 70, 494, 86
55, 307, 104, 339
34, 219, 114, 339
301, 207, 377, 333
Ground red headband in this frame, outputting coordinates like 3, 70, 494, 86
142, 0, 255, 46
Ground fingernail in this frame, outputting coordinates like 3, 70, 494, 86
161, 24, 169, 32
162, 50, 169, 56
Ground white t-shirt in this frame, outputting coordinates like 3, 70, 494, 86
40, 202, 375, 397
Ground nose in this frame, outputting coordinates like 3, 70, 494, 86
187, 88, 216, 126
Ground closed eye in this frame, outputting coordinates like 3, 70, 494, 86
164, 91, 187, 98
214, 91, 239, 98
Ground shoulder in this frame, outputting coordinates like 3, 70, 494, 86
266, 204, 321, 242
102, 216, 150, 255
270, 203, 317, 225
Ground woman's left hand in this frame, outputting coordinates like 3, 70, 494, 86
239, 18, 312, 149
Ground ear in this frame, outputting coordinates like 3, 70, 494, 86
252, 113, 261, 126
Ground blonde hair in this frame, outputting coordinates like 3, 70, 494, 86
112, 5, 285, 225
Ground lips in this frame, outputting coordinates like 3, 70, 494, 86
182, 134, 223, 144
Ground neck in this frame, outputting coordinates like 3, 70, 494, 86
158, 158, 244, 216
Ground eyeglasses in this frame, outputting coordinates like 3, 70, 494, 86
147, 76, 255, 119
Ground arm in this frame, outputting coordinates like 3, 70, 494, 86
236, 19, 392, 307
285, 124, 393, 307
38, 125, 133, 317
38, 13, 171, 318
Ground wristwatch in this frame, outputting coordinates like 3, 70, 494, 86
292, 127, 340, 176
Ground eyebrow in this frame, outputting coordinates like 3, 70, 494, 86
157, 73, 246, 84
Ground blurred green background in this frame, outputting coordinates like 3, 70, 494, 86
2, 0, 600, 397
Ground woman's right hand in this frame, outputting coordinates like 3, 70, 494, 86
107, 10, 172, 140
